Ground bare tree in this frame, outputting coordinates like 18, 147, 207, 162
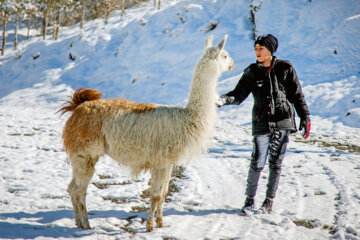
40, 0, 48, 40
154, 0, 160, 10
120, 0, 125, 17
14, 8, 19, 49
1, 11, 9, 55
14, 1, 24, 50
26, 13, 31, 38
0, 0, 148, 50
51, 0, 64, 40
24, 1, 37, 39
104, 0, 113, 22
79, 0, 86, 29
1, 1, 14, 55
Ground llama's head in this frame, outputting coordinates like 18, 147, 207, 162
204, 35, 234, 72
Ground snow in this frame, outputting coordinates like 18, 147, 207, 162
1, 0, 360, 239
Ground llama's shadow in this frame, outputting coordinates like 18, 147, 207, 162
0, 208, 239, 238
0, 209, 133, 239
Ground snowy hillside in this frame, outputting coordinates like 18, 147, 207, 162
1, 0, 360, 239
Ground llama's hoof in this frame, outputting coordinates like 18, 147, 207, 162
146, 222, 153, 232
156, 218, 163, 228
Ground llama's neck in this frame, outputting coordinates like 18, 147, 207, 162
186, 57, 219, 122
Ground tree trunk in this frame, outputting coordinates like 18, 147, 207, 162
27, 15, 32, 39
14, 11, 19, 50
121, 0, 125, 17
105, 0, 112, 21
1, 12, 8, 56
80, 0, 86, 29
42, 3, 48, 40
53, 2, 62, 40
56, 5, 61, 39
154, 0, 160, 9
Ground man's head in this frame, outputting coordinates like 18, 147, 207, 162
254, 34, 278, 65
254, 34, 278, 55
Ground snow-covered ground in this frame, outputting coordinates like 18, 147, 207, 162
1, 0, 360, 239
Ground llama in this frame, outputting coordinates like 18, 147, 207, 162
59, 35, 234, 232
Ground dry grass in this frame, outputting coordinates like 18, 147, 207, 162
92, 180, 132, 189
130, 205, 149, 213
294, 138, 360, 154
292, 218, 320, 229
102, 196, 134, 204
322, 224, 337, 235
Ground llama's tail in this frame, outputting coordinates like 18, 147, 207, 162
58, 88, 103, 116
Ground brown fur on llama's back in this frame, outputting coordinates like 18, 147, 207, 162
59, 87, 156, 115
58, 88, 103, 115
60, 88, 156, 158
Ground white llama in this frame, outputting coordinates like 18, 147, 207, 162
59, 35, 234, 232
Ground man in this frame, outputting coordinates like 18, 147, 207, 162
217, 34, 311, 214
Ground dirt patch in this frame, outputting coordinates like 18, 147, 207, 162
93, 180, 132, 189
292, 218, 320, 229
102, 196, 135, 204
98, 174, 112, 179
294, 138, 360, 154
130, 205, 149, 213
322, 224, 337, 235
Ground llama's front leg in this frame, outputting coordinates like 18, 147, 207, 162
155, 197, 165, 228
146, 164, 173, 231
146, 196, 160, 232
67, 155, 98, 229
156, 165, 173, 228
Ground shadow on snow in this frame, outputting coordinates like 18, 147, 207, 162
0, 207, 240, 239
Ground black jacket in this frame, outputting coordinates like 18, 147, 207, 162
222, 57, 310, 135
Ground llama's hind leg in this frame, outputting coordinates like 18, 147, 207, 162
146, 164, 173, 231
67, 154, 98, 229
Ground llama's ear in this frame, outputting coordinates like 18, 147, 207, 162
204, 35, 213, 50
216, 34, 228, 51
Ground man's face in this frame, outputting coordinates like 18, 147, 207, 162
254, 43, 272, 63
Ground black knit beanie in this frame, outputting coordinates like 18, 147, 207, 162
254, 34, 278, 55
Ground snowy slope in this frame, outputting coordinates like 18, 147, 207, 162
1, 0, 360, 239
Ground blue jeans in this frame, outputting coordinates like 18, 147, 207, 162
246, 130, 290, 199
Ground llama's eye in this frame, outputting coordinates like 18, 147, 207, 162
224, 55, 227, 59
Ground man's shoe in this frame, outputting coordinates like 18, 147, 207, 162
240, 197, 255, 214
259, 198, 273, 214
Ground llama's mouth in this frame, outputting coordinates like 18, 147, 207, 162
228, 64, 234, 70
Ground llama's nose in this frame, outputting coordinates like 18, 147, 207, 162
229, 61, 234, 70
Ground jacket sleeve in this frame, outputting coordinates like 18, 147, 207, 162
221, 67, 252, 105
285, 65, 310, 120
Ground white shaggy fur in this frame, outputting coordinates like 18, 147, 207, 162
61, 35, 234, 232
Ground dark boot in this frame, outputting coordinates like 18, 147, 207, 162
241, 197, 255, 214
260, 198, 273, 214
